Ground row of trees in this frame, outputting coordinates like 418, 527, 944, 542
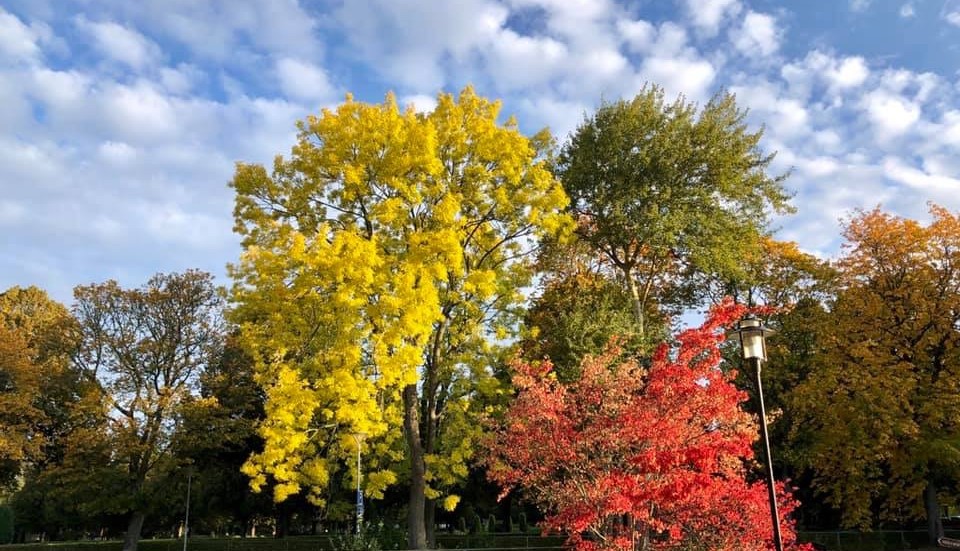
2, 85, 958, 550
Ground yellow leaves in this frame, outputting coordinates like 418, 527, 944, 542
230, 85, 572, 507
464, 269, 497, 299
302, 456, 331, 487
442, 495, 461, 512
365, 470, 397, 499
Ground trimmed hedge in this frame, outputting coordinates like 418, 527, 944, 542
0, 534, 566, 551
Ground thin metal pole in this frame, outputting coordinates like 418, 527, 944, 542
753, 357, 783, 551
356, 436, 363, 534
183, 467, 192, 551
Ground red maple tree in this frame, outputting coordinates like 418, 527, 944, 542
484, 300, 810, 551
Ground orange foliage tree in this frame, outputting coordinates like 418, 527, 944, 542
789, 205, 960, 544
485, 301, 809, 551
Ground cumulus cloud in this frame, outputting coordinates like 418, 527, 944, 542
107, 0, 323, 62
0, 8, 50, 64
850, 0, 871, 12
627, 22, 717, 104
781, 51, 870, 101
617, 19, 655, 51
883, 157, 960, 196
731, 11, 781, 58
75, 16, 161, 70
899, 3, 915, 18
729, 81, 810, 140
484, 29, 567, 91
3, 0, 960, 306
860, 89, 921, 139
400, 94, 438, 113
275, 57, 337, 103
334, 0, 508, 89
682, 0, 741, 37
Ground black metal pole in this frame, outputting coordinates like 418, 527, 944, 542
183, 467, 192, 551
753, 356, 783, 551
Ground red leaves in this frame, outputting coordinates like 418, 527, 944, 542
484, 299, 811, 551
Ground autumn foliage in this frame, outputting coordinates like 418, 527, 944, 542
485, 300, 809, 551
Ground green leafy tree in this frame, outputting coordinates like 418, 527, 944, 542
558, 85, 792, 335
523, 237, 651, 380
229, 87, 571, 549
172, 334, 272, 536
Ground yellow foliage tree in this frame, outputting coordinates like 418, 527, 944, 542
790, 205, 960, 546
0, 286, 78, 492
229, 87, 571, 548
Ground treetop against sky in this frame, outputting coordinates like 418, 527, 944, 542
2, 0, 960, 301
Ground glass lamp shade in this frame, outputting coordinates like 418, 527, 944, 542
731, 318, 774, 361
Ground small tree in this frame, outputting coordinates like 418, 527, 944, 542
485, 300, 809, 551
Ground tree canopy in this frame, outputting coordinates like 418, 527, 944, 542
486, 300, 808, 551
72, 270, 226, 551
789, 205, 960, 544
558, 85, 792, 336
229, 87, 571, 549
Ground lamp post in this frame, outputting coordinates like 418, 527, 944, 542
353, 433, 367, 535
182, 462, 193, 551
730, 317, 783, 551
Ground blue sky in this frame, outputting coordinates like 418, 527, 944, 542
2, 0, 959, 304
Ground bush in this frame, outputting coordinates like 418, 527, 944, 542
330, 523, 402, 551
470, 513, 482, 534
0, 505, 13, 544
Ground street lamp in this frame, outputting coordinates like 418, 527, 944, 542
182, 462, 193, 551
353, 433, 367, 535
729, 317, 783, 551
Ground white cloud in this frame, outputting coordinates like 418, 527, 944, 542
781, 51, 870, 100
947, 11, 960, 26
0, 8, 48, 64
109, 0, 323, 62
682, 0, 741, 37
850, 0, 871, 12
275, 57, 337, 103
861, 89, 921, 139
0, 200, 27, 226
159, 63, 202, 95
830, 57, 870, 89
731, 11, 781, 58
4, 0, 960, 310
516, 96, 589, 141
507, 0, 616, 46
334, 0, 508, 89
98, 140, 138, 166
639, 56, 716, 104
729, 82, 810, 140
400, 94, 438, 113
899, 3, 915, 18
75, 16, 161, 70
485, 30, 567, 91
883, 157, 960, 194
617, 19, 655, 52
630, 22, 716, 103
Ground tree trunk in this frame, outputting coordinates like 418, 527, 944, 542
403, 384, 428, 550
924, 479, 943, 545
425, 498, 437, 548
121, 511, 145, 551
625, 272, 645, 338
